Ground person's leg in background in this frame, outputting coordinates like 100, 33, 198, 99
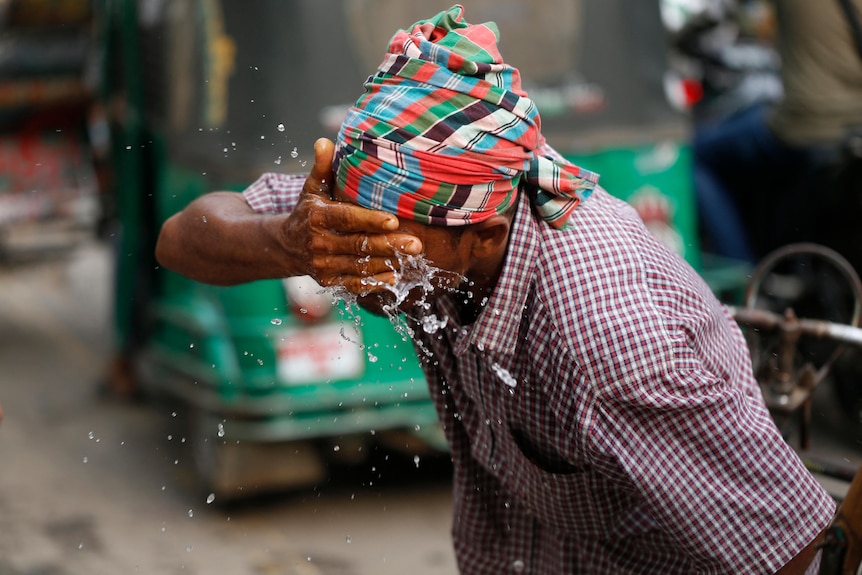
693, 103, 808, 262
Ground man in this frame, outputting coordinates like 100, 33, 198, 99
157, 6, 835, 574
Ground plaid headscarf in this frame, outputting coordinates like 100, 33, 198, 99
334, 4, 598, 229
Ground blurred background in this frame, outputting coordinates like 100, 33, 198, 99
0, 0, 860, 573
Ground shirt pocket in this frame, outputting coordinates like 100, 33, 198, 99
501, 429, 605, 537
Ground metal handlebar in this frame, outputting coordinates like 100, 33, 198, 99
728, 305, 862, 348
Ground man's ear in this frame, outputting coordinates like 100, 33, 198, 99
467, 214, 512, 259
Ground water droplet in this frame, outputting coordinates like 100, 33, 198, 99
82, 457, 88, 463
277, 123, 285, 132
186, 545, 193, 552
206, 493, 216, 504
367, 353, 378, 363
413, 455, 420, 468
270, 317, 283, 325
345, 535, 352, 543
217, 422, 226, 438
188, 509, 194, 518
333, 445, 340, 452
290, 147, 299, 158
88, 431, 95, 440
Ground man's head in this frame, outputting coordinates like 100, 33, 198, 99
331, 5, 598, 315
331, 182, 515, 318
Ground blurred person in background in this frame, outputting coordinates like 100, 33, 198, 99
688, 0, 862, 263
664, 0, 782, 128
156, 6, 834, 574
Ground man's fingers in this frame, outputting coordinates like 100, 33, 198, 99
351, 233, 422, 257
321, 272, 398, 295
303, 138, 336, 198
310, 231, 422, 258
322, 199, 400, 233
312, 253, 414, 278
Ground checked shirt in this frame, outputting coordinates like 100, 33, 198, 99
243, 165, 835, 574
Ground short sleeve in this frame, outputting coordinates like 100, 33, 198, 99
242, 172, 306, 214
589, 367, 836, 573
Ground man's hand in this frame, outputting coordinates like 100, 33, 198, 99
278, 138, 423, 294
156, 138, 422, 290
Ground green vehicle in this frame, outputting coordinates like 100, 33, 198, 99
101, 0, 717, 499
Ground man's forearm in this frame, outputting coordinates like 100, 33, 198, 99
155, 191, 297, 286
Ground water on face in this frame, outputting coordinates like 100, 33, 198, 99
324, 251, 464, 347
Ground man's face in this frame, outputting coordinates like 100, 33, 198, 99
354, 216, 473, 318
331, 187, 474, 318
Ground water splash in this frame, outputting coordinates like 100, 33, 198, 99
316, 250, 468, 360
491, 362, 518, 388
421, 313, 448, 334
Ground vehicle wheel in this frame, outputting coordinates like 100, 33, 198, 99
742, 243, 862, 424
186, 408, 327, 503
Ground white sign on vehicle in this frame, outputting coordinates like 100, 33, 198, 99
277, 322, 365, 385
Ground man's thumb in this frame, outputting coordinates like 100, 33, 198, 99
304, 137, 336, 198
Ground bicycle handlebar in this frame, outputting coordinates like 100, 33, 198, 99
727, 305, 862, 348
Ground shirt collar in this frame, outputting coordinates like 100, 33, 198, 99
453, 192, 539, 356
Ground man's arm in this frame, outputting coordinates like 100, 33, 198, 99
156, 191, 297, 285
155, 138, 423, 290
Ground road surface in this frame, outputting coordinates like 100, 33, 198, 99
0, 241, 457, 575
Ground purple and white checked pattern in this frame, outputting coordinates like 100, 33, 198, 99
243, 159, 834, 574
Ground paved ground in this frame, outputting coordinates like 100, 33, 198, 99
0, 241, 458, 575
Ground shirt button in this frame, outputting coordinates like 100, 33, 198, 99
512, 559, 526, 572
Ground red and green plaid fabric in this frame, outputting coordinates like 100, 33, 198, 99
334, 4, 599, 229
